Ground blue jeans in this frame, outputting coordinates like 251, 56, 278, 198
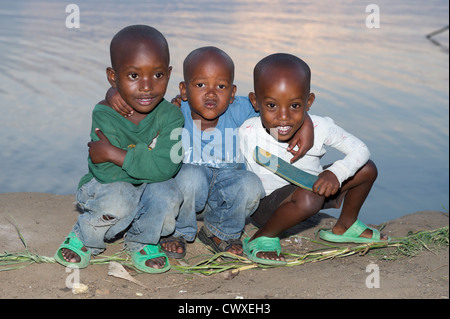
73, 178, 182, 255
174, 164, 265, 241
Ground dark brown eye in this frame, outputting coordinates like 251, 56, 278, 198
128, 73, 138, 80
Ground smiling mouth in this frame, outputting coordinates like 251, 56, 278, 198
276, 125, 293, 135
136, 97, 155, 106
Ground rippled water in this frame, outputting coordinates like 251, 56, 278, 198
0, 0, 448, 224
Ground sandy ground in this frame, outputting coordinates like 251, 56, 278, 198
0, 192, 448, 304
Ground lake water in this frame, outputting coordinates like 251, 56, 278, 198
0, 0, 448, 224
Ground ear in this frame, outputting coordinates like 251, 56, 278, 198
179, 81, 188, 101
306, 92, 315, 112
167, 66, 172, 79
106, 67, 117, 88
229, 84, 237, 104
248, 92, 260, 112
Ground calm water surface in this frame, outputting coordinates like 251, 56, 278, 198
0, 0, 448, 224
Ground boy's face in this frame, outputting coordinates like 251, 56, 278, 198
180, 53, 236, 129
249, 66, 315, 142
107, 42, 171, 115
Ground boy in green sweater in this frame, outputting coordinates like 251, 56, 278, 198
54, 25, 185, 273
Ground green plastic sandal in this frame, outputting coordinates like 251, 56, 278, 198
130, 244, 170, 274
243, 236, 287, 266
319, 219, 390, 244
54, 232, 91, 268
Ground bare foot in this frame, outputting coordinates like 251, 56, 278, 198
139, 249, 167, 269
161, 241, 185, 255
198, 227, 243, 255
255, 250, 285, 262
360, 228, 389, 240
61, 247, 88, 263
211, 236, 243, 255
246, 237, 285, 262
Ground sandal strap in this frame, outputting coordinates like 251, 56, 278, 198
218, 238, 242, 252
198, 226, 242, 253
159, 236, 187, 259
63, 232, 84, 250
130, 244, 170, 274
54, 232, 91, 268
136, 244, 167, 260
343, 220, 380, 240
246, 236, 282, 256
160, 235, 186, 247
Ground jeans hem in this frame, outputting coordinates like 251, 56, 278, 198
71, 228, 105, 256
173, 230, 196, 242
203, 222, 242, 241
124, 242, 148, 253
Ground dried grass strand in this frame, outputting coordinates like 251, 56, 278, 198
1, 219, 447, 275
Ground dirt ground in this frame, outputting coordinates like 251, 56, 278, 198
0, 193, 448, 304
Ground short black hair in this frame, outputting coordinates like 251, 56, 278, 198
110, 25, 169, 70
183, 46, 234, 82
254, 53, 311, 92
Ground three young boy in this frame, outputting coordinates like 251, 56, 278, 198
105, 45, 313, 259
55, 24, 387, 272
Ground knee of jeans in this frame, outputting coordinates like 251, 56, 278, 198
78, 181, 143, 214
177, 164, 207, 180
172, 188, 183, 207
144, 180, 183, 205
169, 180, 183, 203
176, 169, 208, 195
163, 187, 183, 213
241, 172, 265, 199
100, 214, 123, 227
161, 215, 176, 237
85, 212, 120, 228
79, 198, 137, 226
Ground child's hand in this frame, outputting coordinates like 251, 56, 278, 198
88, 129, 113, 163
287, 138, 313, 163
171, 95, 182, 107
287, 114, 314, 163
106, 87, 134, 117
313, 170, 340, 197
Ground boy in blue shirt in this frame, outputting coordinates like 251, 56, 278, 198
107, 47, 313, 257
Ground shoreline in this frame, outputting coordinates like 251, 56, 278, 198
0, 192, 448, 299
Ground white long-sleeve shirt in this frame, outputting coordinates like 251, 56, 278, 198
238, 115, 370, 195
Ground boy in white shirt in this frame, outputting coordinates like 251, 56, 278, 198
239, 53, 388, 265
